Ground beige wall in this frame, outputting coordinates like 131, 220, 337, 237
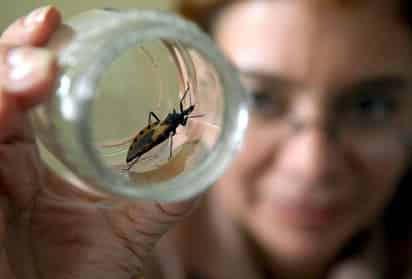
1, 0, 174, 31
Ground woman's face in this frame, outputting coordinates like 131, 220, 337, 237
213, 0, 412, 265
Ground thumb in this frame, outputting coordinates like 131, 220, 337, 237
156, 197, 201, 217
107, 196, 202, 239
0, 45, 57, 111
101, 196, 201, 270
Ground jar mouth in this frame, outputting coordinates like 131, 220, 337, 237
41, 9, 249, 201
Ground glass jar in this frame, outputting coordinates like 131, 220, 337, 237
30, 8, 249, 201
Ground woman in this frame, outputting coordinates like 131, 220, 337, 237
147, 1, 412, 278
0, 1, 411, 279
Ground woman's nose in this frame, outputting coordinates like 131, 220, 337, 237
277, 122, 346, 187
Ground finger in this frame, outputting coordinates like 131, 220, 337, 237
100, 196, 201, 271
0, 141, 44, 209
0, 45, 57, 111
1, 6, 61, 46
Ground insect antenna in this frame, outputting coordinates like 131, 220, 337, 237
98, 135, 136, 148
188, 113, 205, 118
189, 83, 193, 106
179, 83, 192, 112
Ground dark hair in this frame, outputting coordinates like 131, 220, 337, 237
176, 0, 412, 33
175, 0, 229, 33
175, 0, 412, 276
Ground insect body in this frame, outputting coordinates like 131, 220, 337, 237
125, 86, 196, 170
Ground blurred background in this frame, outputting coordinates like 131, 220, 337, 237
0, 0, 175, 30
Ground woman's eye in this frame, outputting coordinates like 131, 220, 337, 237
348, 94, 397, 123
253, 90, 272, 107
250, 89, 286, 118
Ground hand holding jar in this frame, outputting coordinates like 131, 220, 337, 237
0, 6, 199, 279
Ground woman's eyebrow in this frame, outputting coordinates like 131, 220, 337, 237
336, 75, 409, 96
239, 70, 409, 98
239, 70, 299, 89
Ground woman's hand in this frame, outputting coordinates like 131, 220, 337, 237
0, 6, 198, 279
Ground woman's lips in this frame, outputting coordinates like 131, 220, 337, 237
273, 200, 344, 229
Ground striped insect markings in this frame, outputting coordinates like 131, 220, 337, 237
124, 86, 196, 170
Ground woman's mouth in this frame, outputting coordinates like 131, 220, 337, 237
273, 199, 345, 229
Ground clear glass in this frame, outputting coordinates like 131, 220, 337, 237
30, 9, 249, 201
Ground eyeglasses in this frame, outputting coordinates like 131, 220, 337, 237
249, 87, 412, 152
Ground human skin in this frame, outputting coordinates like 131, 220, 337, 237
210, 1, 412, 278
0, 6, 198, 279
2, 3, 412, 279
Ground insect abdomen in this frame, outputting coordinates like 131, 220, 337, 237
126, 123, 172, 163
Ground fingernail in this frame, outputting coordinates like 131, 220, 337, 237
23, 6, 51, 27
4, 47, 54, 93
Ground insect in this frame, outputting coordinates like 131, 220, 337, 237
124, 85, 200, 171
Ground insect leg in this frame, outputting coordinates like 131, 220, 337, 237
123, 156, 140, 171
168, 131, 176, 160
169, 133, 173, 160
148, 111, 160, 125
180, 83, 191, 112
189, 113, 205, 118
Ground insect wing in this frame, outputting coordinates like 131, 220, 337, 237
126, 122, 159, 163
151, 123, 171, 143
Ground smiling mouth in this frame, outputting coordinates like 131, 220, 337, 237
272, 199, 346, 229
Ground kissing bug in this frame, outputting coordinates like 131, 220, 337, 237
124, 85, 200, 170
